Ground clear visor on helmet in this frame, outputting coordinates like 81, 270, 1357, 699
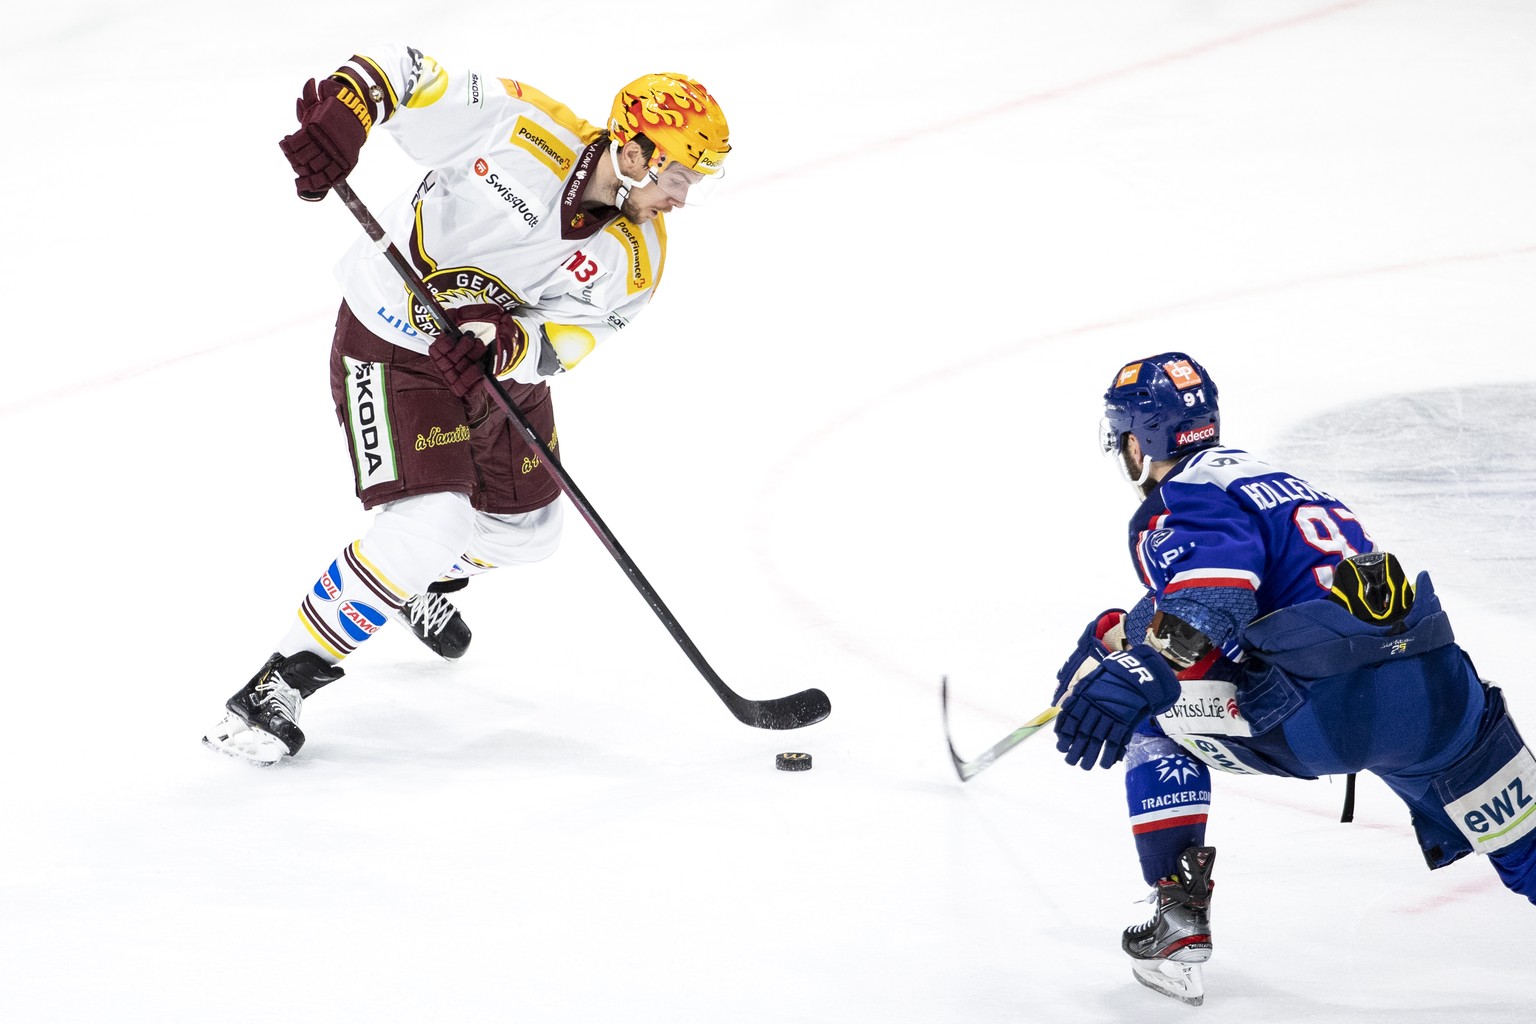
1098, 415, 1123, 455
645, 148, 726, 205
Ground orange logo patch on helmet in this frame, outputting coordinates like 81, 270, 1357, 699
1115, 363, 1143, 387
1162, 359, 1203, 390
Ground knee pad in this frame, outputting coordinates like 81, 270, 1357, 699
361, 492, 478, 594
462, 501, 564, 569
1434, 688, 1536, 860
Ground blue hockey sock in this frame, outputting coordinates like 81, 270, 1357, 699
1126, 734, 1212, 885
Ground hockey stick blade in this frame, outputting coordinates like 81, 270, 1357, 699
941, 675, 1059, 782
730, 686, 832, 730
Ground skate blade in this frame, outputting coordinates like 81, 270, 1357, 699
1131, 960, 1204, 1006
201, 712, 286, 766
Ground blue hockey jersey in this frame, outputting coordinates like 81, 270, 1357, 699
1125, 447, 1375, 660
1113, 448, 1536, 897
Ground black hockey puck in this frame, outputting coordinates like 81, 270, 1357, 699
775, 752, 812, 772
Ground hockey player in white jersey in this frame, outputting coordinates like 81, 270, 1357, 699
204, 47, 730, 764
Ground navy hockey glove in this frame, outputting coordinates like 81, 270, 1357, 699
428, 305, 529, 398
279, 78, 370, 201
1052, 609, 1128, 705
1054, 645, 1180, 770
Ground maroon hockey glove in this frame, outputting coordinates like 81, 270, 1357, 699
428, 305, 529, 398
278, 78, 370, 201
429, 330, 489, 399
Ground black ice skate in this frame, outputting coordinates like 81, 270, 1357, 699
202, 652, 344, 765
1123, 845, 1216, 1006
397, 579, 472, 660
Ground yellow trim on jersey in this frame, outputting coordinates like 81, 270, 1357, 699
353, 54, 399, 110
413, 203, 438, 272
603, 218, 656, 295
651, 213, 667, 294
541, 322, 597, 370
405, 56, 450, 109
500, 79, 604, 144
510, 115, 578, 177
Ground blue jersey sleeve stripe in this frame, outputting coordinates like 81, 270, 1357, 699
1166, 569, 1260, 593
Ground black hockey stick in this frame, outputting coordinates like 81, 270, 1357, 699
329, 181, 830, 730
941, 676, 1059, 781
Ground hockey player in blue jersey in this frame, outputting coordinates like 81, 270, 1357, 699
1051, 352, 1536, 1006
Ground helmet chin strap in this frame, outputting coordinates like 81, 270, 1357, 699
1118, 446, 1155, 497
609, 140, 651, 208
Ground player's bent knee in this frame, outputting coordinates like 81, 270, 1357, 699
470, 501, 564, 566
362, 492, 479, 592
1432, 688, 1536, 886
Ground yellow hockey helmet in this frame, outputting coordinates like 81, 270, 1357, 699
609, 73, 730, 177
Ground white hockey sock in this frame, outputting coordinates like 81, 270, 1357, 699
278, 540, 414, 662
278, 493, 477, 661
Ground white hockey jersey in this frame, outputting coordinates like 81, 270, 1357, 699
329, 45, 666, 385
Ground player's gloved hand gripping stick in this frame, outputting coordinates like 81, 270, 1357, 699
329, 181, 831, 730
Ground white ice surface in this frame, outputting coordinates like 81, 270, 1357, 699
2, 1, 1533, 1021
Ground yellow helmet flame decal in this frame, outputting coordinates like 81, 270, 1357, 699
609, 73, 730, 175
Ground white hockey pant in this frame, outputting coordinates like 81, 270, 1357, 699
432, 497, 564, 583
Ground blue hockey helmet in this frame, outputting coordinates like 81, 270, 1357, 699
1101, 353, 1221, 462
